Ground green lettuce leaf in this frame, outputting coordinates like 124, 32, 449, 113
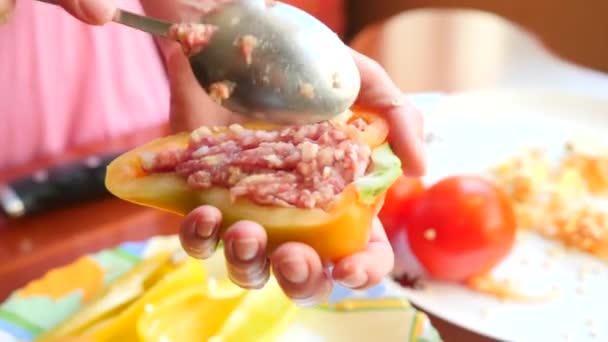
354, 143, 402, 204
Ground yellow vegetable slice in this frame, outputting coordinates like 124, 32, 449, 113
137, 250, 284, 342
86, 257, 207, 341
39, 245, 296, 342
137, 287, 245, 342
36, 252, 174, 341
209, 276, 298, 342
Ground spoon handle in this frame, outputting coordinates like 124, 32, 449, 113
35, 0, 172, 38
112, 9, 171, 38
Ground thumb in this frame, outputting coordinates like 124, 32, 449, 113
55, 0, 116, 25
1, 0, 15, 24
165, 44, 234, 132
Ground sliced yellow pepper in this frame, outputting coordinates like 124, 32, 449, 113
36, 252, 174, 341
40, 249, 298, 342
86, 258, 207, 342
136, 287, 245, 342
210, 276, 298, 342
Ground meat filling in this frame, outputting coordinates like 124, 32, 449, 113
299, 82, 315, 99
237, 35, 258, 65
168, 23, 218, 56
141, 120, 372, 209
208, 81, 236, 104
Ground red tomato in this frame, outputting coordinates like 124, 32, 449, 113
407, 175, 516, 282
378, 175, 425, 242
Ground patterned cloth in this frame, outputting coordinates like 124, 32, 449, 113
0, 235, 441, 342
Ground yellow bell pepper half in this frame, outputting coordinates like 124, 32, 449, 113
105, 109, 402, 262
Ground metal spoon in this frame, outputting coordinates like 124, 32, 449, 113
37, 0, 361, 125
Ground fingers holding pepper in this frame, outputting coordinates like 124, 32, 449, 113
179, 211, 391, 305
332, 217, 394, 290
179, 211, 333, 305
270, 242, 333, 307
222, 221, 271, 290
180, 209, 272, 290
55, 0, 115, 25
179, 205, 222, 259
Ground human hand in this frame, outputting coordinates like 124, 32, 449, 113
36, 0, 116, 25
22, 0, 229, 26
165, 43, 425, 305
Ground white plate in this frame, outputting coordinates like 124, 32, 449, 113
401, 89, 608, 342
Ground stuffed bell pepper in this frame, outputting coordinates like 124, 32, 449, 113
105, 108, 402, 262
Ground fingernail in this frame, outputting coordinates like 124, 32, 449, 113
233, 239, 259, 262
195, 219, 216, 238
278, 257, 309, 284
338, 269, 368, 288
292, 269, 332, 308
80, 0, 115, 24
227, 258, 270, 290
179, 233, 217, 260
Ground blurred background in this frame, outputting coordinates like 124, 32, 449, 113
347, 0, 608, 73
286, 0, 608, 94
289, 0, 608, 74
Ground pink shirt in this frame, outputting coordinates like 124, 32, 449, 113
0, 0, 170, 171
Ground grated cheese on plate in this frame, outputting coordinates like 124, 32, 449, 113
489, 140, 608, 260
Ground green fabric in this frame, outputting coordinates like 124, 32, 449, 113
91, 249, 139, 285
2, 292, 82, 331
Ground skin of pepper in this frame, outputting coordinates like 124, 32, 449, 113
105, 109, 389, 263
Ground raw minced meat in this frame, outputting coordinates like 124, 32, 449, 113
237, 34, 258, 65
208, 81, 236, 104
141, 119, 372, 209
168, 23, 218, 56
299, 82, 315, 99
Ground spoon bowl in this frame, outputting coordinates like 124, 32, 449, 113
188, 0, 361, 124
35, 0, 361, 125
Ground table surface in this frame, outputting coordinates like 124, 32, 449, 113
2, 8, 607, 342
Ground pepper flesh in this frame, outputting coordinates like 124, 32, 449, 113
105, 109, 390, 262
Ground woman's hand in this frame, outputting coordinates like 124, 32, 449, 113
48, 0, 116, 24
166, 43, 426, 305
1, 0, 114, 25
